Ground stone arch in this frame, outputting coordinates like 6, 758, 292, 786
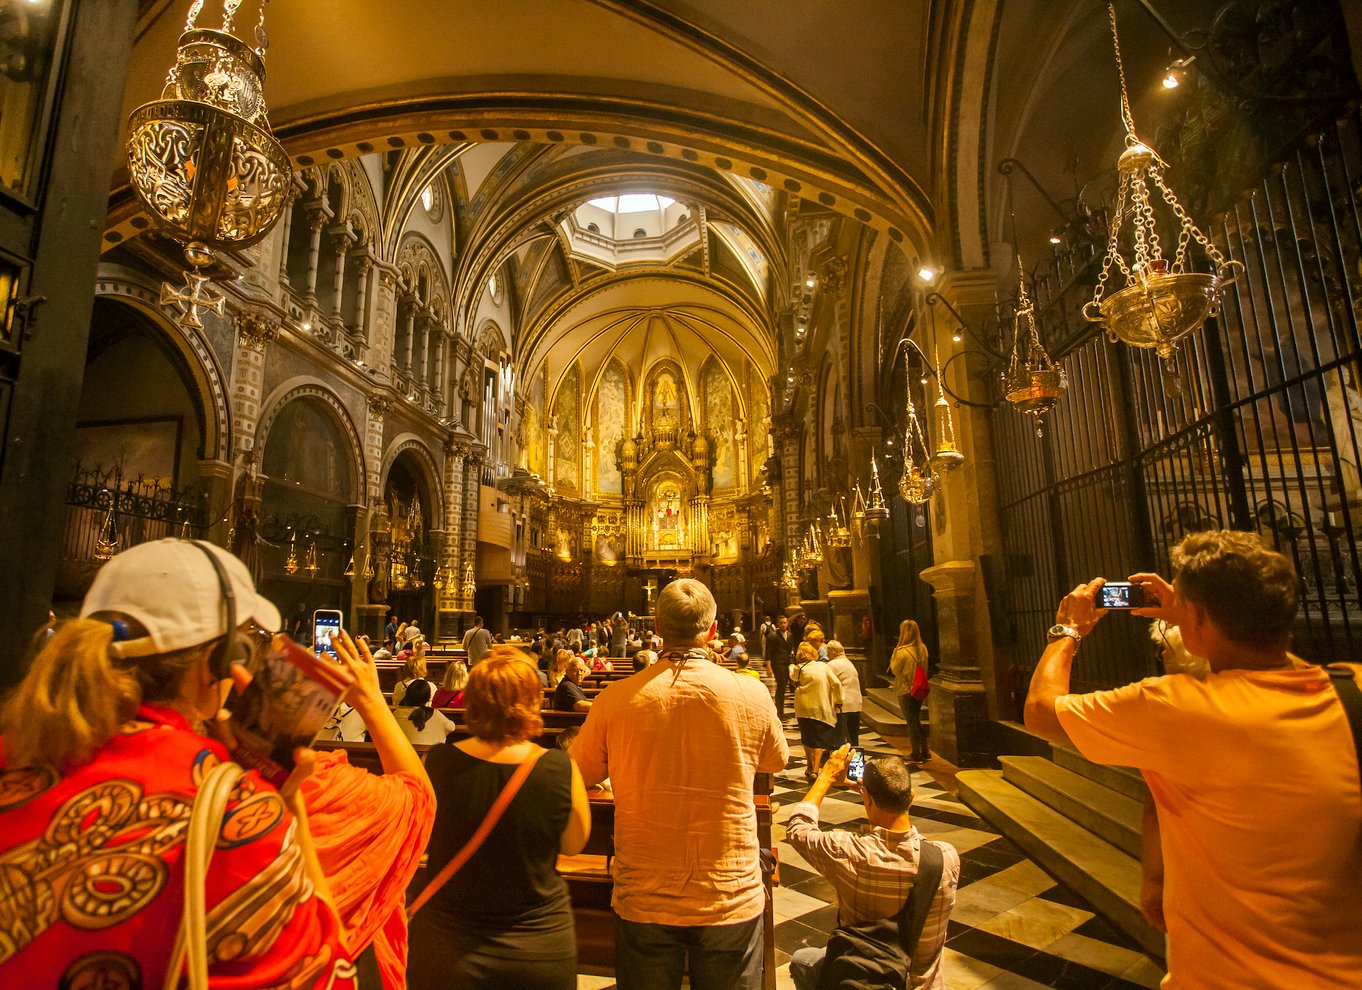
255, 378, 367, 503
476, 318, 508, 359
92, 269, 231, 463
395, 233, 452, 322
379, 434, 445, 531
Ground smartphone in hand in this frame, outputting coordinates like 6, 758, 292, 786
845, 746, 867, 783
1098, 582, 1146, 610
313, 609, 343, 659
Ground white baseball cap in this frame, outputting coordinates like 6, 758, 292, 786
81, 539, 282, 657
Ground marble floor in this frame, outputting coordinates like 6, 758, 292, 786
579, 720, 1166, 990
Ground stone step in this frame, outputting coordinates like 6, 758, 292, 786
999, 756, 1143, 858
860, 688, 909, 736
957, 769, 1163, 960
1051, 741, 1147, 802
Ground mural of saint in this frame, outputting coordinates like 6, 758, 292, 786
596, 366, 626, 493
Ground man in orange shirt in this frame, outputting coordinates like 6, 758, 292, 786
1024, 530, 1362, 989
574, 578, 789, 989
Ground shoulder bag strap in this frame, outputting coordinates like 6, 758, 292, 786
896, 839, 945, 964
164, 761, 246, 990
1325, 665, 1362, 799
406, 749, 545, 920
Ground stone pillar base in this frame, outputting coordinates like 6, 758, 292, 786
927, 674, 990, 767
354, 604, 388, 645
437, 607, 465, 644
828, 589, 875, 687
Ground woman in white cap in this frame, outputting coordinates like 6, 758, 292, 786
0, 539, 351, 990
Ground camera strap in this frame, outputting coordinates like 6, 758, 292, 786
1324, 665, 1362, 800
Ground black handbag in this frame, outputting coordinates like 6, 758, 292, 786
814, 838, 945, 990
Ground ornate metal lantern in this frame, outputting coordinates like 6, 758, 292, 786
283, 532, 299, 575
1082, 2, 1239, 366
126, 0, 291, 329
929, 361, 965, 472
897, 375, 936, 505
1002, 257, 1067, 437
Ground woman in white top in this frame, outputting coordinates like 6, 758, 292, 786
395, 678, 457, 745
391, 650, 431, 705
824, 639, 863, 746
789, 641, 843, 781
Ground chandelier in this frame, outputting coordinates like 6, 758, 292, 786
126, 0, 291, 330
1082, 2, 1240, 367
1002, 256, 1067, 437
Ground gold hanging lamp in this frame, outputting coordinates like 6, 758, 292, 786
1082, 2, 1240, 366
126, 0, 291, 331
283, 531, 298, 574
94, 491, 120, 561
1002, 256, 1067, 437
897, 372, 936, 505
305, 541, 319, 576
928, 348, 965, 472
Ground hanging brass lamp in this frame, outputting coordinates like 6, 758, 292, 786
126, 0, 291, 330
283, 531, 299, 575
1082, 2, 1239, 365
897, 374, 936, 505
1002, 257, 1067, 437
928, 348, 965, 472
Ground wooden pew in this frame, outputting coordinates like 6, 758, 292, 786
312, 735, 777, 988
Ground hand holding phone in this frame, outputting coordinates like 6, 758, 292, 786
313, 609, 343, 659
845, 746, 867, 783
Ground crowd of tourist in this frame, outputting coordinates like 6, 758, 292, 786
3, 528, 1355, 989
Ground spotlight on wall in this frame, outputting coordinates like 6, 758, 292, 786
805, 275, 817, 289
952, 331, 963, 343
1048, 233, 1063, 245
300, 320, 312, 332
1161, 55, 1194, 90
915, 265, 940, 286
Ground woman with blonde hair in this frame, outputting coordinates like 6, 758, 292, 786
407, 647, 592, 989
432, 658, 470, 708
392, 649, 430, 705
890, 618, 930, 762
789, 640, 843, 781
546, 647, 573, 688
0, 539, 348, 988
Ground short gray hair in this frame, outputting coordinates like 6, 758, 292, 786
655, 578, 717, 643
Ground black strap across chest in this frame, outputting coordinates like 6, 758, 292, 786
1324, 665, 1362, 801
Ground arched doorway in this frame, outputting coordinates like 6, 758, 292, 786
377, 452, 438, 639
258, 395, 357, 643
57, 297, 212, 602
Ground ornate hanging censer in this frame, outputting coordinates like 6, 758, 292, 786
803, 524, 824, 566
825, 500, 852, 549
928, 350, 965, 472
897, 375, 936, 505
283, 531, 299, 575
126, 0, 291, 330
432, 565, 447, 592
94, 490, 120, 561
1082, 2, 1239, 368
1002, 256, 1067, 438
305, 541, 319, 576
343, 546, 357, 578
781, 561, 800, 592
462, 562, 477, 604
362, 549, 375, 582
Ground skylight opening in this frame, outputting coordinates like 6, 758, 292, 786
587, 194, 675, 214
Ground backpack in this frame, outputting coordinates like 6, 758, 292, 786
814, 839, 945, 990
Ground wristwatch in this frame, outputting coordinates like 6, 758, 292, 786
1047, 624, 1081, 648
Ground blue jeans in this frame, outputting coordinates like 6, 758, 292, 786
788, 945, 825, 990
615, 914, 764, 990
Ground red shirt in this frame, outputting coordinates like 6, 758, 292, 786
0, 705, 352, 990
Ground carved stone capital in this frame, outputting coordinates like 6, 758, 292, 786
822, 255, 849, 295
445, 438, 473, 461
368, 394, 392, 416
235, 312, 280, 352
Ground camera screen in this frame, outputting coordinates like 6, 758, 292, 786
1099, 582, 1141, 609
846, 747, 866, 783
314, 614, 341, 658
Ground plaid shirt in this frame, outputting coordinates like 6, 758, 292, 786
786, 801, 959, 989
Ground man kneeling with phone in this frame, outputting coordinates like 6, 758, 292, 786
784, 744, 959, 989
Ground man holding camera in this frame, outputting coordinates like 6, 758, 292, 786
783, 744, 959, 990
1024, 530, 1362, 989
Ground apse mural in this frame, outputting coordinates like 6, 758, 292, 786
553, 364, 579, 490
596, 364, 626, 494
703, 361, 736, 490
651, 370, 680, 428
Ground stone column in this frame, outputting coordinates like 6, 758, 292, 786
918, 269, 1003, 767
415, 309, 431, 397
352, 253, 373, 342
462, 448, 485, 612
440, 436, 471, 635
304, 205, 327, 302
230, 311, 280, 459
431, 329, 447, 404
402, 302, 417, 382
275, 187, 297, 288
773, 415, 802, 610
328, 227, 352, 321
364, 395, 389, 505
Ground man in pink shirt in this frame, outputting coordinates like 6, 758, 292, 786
574, 578, 789, 989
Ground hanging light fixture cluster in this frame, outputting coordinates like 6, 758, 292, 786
1002, 256, 1068, 437
1082, 1, 1240, 367
126, 0, 291, 331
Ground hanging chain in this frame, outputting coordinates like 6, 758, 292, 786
1152, 171, 1228, 268
185, 0, 205, 31
222, 0, 243, 33
1107, 1, 1139, 140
